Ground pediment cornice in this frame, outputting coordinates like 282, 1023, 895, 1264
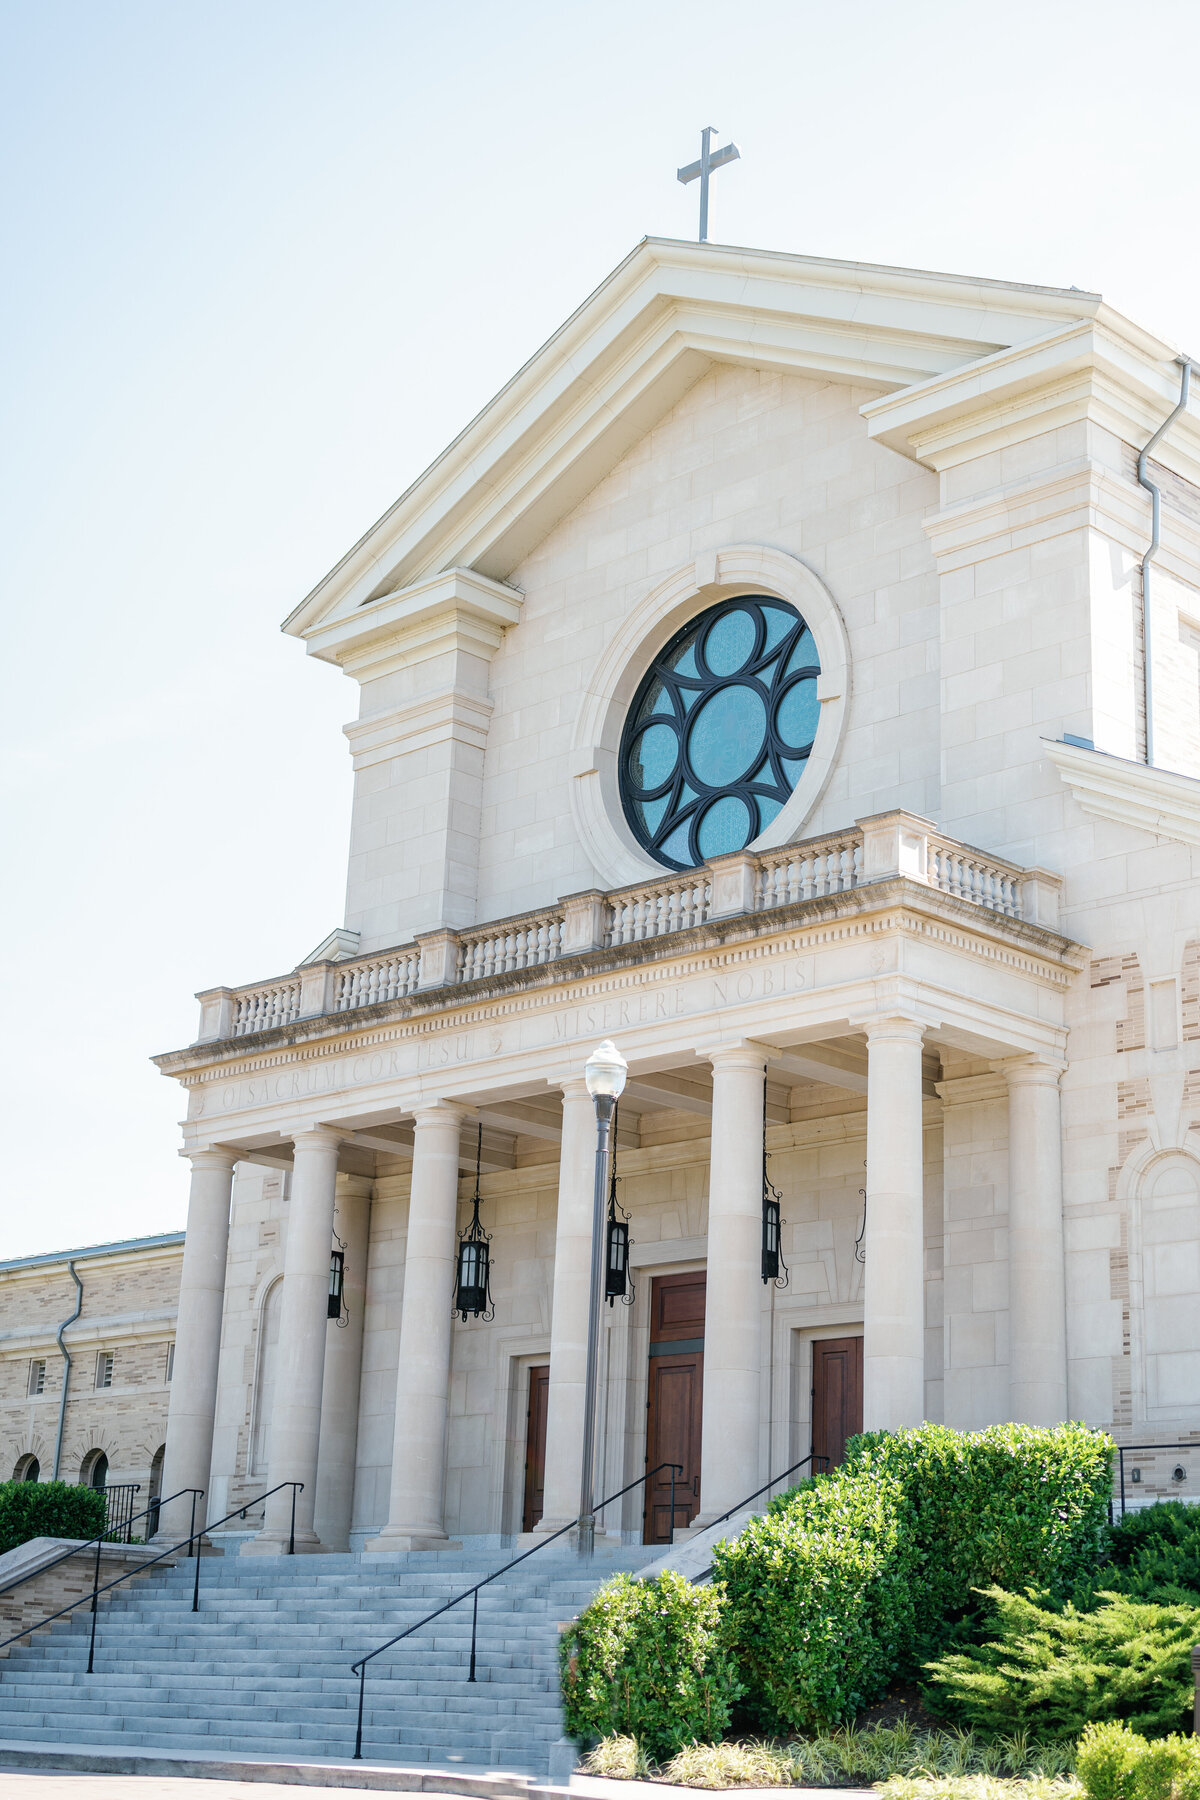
284, 238, 1138, 647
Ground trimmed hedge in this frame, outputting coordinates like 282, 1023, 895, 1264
0, 1481, 107, 1556
922, 1587, 1200, 1740
559, 1568, 741, 1760
713, 1422, 1113, 1733
1076, 1719, 1200, 1800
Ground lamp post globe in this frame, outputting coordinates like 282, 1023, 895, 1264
578, 1039, 627, 1554
584, 1039, 627, 1100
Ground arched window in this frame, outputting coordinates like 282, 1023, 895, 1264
80, 1449, 108, 1490
12, 1454, 39, 1482
619, 596, 820, 870
250, 1279, 283, 1476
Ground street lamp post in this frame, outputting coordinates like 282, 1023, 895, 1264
579, 1038, 628, 1555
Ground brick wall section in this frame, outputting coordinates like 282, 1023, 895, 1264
0, 1548, 173, 1659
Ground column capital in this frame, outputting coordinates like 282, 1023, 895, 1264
557, 1074, 592, 1103
184, 1146, 238, 1172
292, 1126, 343, 1155
411, 1100, 472, 1132
861, 1014, 927, 1047
995, 1054, 1066, 1088
704, 1041, 769, 1074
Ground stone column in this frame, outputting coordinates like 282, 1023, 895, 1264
249, 1127, 342, 1552
156, 1148, 236, 1540
1005, 1058, 1068, 1424
366, 1103, 467, 1551
534, 1079, 596, 1535
863, 1017, 927, 1432
314, 1173, 372, 1551
696, 1045, 768, 1526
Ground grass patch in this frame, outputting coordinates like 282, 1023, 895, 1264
578, 1725, 1080, 1787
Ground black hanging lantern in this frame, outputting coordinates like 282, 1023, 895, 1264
604, 1104, 635, 1306
327, 1249, 345, 1320
761, 1094, 789, 1288
455, 1125, 494, 1322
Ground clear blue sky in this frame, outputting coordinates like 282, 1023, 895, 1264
3, 0, 1198, 1257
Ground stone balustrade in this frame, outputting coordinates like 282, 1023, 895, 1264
194, 811, 1059, 1044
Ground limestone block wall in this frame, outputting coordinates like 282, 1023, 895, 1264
474, 363, 940, 926
0, 1245, 181, 1494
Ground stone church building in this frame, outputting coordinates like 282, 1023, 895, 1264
151, 238, 1200, 1555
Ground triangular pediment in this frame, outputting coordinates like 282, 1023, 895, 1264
284, 237, 1157, 646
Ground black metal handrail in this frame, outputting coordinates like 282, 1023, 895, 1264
1116, 1441, 1198, 1516
690, 1451, 831, 1584
101, 1483, 142, 1544
0, 1480, 303, 1675
349, 1460, 683, 1760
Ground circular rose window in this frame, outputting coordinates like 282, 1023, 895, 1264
619, 595, 821, 871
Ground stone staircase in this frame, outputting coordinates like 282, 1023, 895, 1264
0, 1544, 651, 1777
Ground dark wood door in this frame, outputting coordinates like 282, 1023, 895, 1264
644, 1272, 706, 1543
811, 1336, 863, 1472
522, 1364, 550, 1532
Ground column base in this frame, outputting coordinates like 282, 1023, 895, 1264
240, 1530, 331, 1556
363, 1529, 463, 1554
517, 1523, 622, 1553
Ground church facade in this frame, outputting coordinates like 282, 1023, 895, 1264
153, 240, 1200, 1554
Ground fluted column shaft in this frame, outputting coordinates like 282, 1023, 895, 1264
863, 1018, 926, 1432
696, 1045, 767, 1525
252, 1127, 342, 1552
366, 1103, 467, 1551
1006, 1058, 1068, 1423
536, 1080, 598, 1533
157, 1149, 236, 1540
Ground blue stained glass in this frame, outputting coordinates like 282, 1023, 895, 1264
697, 795, 751, 857
776, 678, 820, 751
703, 609, 755, 675
619, 595, 822, 871
660, 820, 693, 863
761, 606, 793, 650
641, 795, 669, 833
688, 685, 767, 785
785, 629, 818, 675
630, 721, 679, 790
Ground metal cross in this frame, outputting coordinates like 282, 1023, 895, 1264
677, 126, 740, 243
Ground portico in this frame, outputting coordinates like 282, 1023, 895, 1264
154, 811, 1083, 1550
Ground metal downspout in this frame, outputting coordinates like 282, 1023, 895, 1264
52, 1260, 83, 1480
1137, 357, 1192, 766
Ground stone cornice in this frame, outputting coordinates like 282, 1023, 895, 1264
153, 878, 1088, 1085
301, 566, 523, 681
283, 239, 1124, 625
343, 690, 495, 770
1044, 737, 1200, 848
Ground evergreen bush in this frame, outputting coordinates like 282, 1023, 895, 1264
559, 1567, 742, 1760
922, 1588, 1200, 1740
1076, 1720, 1200, 1800
1102, 1504, 1200, 1605
714, 1423, 1113, 1733
0, 1480, 107, 1556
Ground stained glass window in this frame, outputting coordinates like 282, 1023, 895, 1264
619, 596, 820, 871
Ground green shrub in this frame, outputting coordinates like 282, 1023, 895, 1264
922, 1588, 1200, 1740
1104, 1505, 1200, 1606
560, 1568, 742, 1760
0, 1481, 107, 1556
714, 1423, 1113, 1734
1076, 1720, 1200, 1800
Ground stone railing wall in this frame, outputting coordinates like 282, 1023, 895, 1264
194, 810, 1059, 1043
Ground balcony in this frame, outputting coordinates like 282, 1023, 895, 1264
192, 810, 1062, 1047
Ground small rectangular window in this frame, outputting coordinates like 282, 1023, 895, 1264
95, 1351, 114, 1390
165, 1342, 174, 1382
28, 1360, 45, 1397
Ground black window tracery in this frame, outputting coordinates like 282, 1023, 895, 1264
619, 595, 821, 871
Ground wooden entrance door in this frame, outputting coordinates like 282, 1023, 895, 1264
811, 1336, 863, 1472
644, 1272, 706, 1543
522, 1364, 550, 1532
